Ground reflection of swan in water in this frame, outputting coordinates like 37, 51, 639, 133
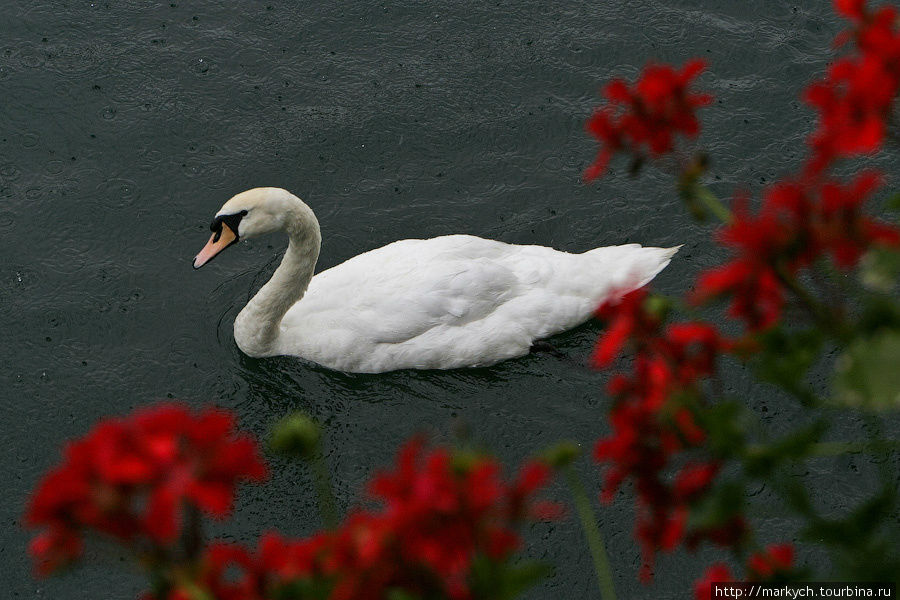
193, 187, 678, 373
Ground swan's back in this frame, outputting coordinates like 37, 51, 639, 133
274, 235, 676, 372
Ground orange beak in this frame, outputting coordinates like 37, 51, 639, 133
193, 222, 238, 269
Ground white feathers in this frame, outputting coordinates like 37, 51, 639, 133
211, 189, 678, 373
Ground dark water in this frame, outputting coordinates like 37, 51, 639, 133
1, 1, 886, 598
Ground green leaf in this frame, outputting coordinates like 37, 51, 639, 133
500, 561, 554, 599
272, 579, 333, 600
540, 441, 579, 469
699, 401, 747, 458
756, 328, 823, 383
386, 589, 422, 600
743, 421, 827, 478
832, 330, 900, 410
884, 191, 900, 212
753, 327, 823, 406
688, 480, 746, 533
802, 487, 899, 582
185, 585, 214, 600
468, 556, 550, 600
859, 247, 900, 293
858, 295, 900, 335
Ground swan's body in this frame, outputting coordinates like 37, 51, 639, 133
194, 188, 678, 373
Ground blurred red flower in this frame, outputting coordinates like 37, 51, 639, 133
591, 289, 733, 580
805, 1, 900, 172
747, 543, 795, 579
694, 563, 734, 600
693, 173, 898, 330
584, 59, 713, 180
162, 440, 558, 600
25, 403, 267, 576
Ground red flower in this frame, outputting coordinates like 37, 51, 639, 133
805, 1, 900, 172
694, 259, 785, 331
590, 288, 660, 368
814, 172, 900, 267
747, 543, 795, 579
691, 191, 790, 330
674, 462, 721, 502
203, 542, 264, 600
172, 532, 333, 600
585, 59, 713, 180
592, 288, 736, 580
686, 515, 749, 551
665, 323, 733, 384
834, 0, 866, 20
593, 356, 718, 580
25, 403, 267, 576
28, 528, 82, 577
364, 440, 552, 588
694, 563, 734, 600
186, 441, 555, 600
693, 173, 899, 330
142, 589, 194, 600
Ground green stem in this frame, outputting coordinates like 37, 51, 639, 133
563, 464, 617, 600
311, 452, 339, 530
182, 504, 203, 562
772, 264, 852, 342
694, 184, 732, 224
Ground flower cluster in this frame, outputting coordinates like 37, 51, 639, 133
694, 543, 796, 599
590, 289, 736, 580
583, 1, 900, 592
25, 403, 267, 576
584, 59, 713, 180
151, 439, 557, 600
693, 173, 899, 330
805, 0, 900, 172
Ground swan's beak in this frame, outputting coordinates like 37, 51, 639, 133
193, 223, 238, 269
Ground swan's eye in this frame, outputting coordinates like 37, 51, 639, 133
210, 210, 249, 241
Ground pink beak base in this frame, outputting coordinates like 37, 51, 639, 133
193, 223, 237, 269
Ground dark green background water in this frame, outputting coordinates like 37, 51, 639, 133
0, 1, 884, 598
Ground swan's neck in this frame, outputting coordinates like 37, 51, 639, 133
235, 208, 321, 357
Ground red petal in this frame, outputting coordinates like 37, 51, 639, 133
144, 488, 180, 543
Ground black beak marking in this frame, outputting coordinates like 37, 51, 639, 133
210, 210, 248, 242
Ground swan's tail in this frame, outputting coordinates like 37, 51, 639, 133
582, 243, 681, 299
634, 244, 680, 287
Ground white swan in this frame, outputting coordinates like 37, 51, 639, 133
193, 188, 678, 373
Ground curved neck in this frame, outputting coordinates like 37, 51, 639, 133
235, 208, 321, 357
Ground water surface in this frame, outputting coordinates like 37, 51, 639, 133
0, 1, 884, 598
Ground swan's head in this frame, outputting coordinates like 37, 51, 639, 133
193, 187, 316, 269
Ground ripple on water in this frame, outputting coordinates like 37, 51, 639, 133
20, 132, 39, 149
0, 207, 13, 232
95, 177, 139, 209
2, 266, 41, 305
44, 159, 65, 175
0, 163, 22, 182
16, 42, 45, 69
189, 57, 211, 76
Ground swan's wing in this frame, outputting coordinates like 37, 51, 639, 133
276, 235, 678, 372
358, 258, 521, 344
282, 236, 522, 344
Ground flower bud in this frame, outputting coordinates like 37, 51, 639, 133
643, 294, 672, 321
541, 441, 580, 469
270, 412, 321, 459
